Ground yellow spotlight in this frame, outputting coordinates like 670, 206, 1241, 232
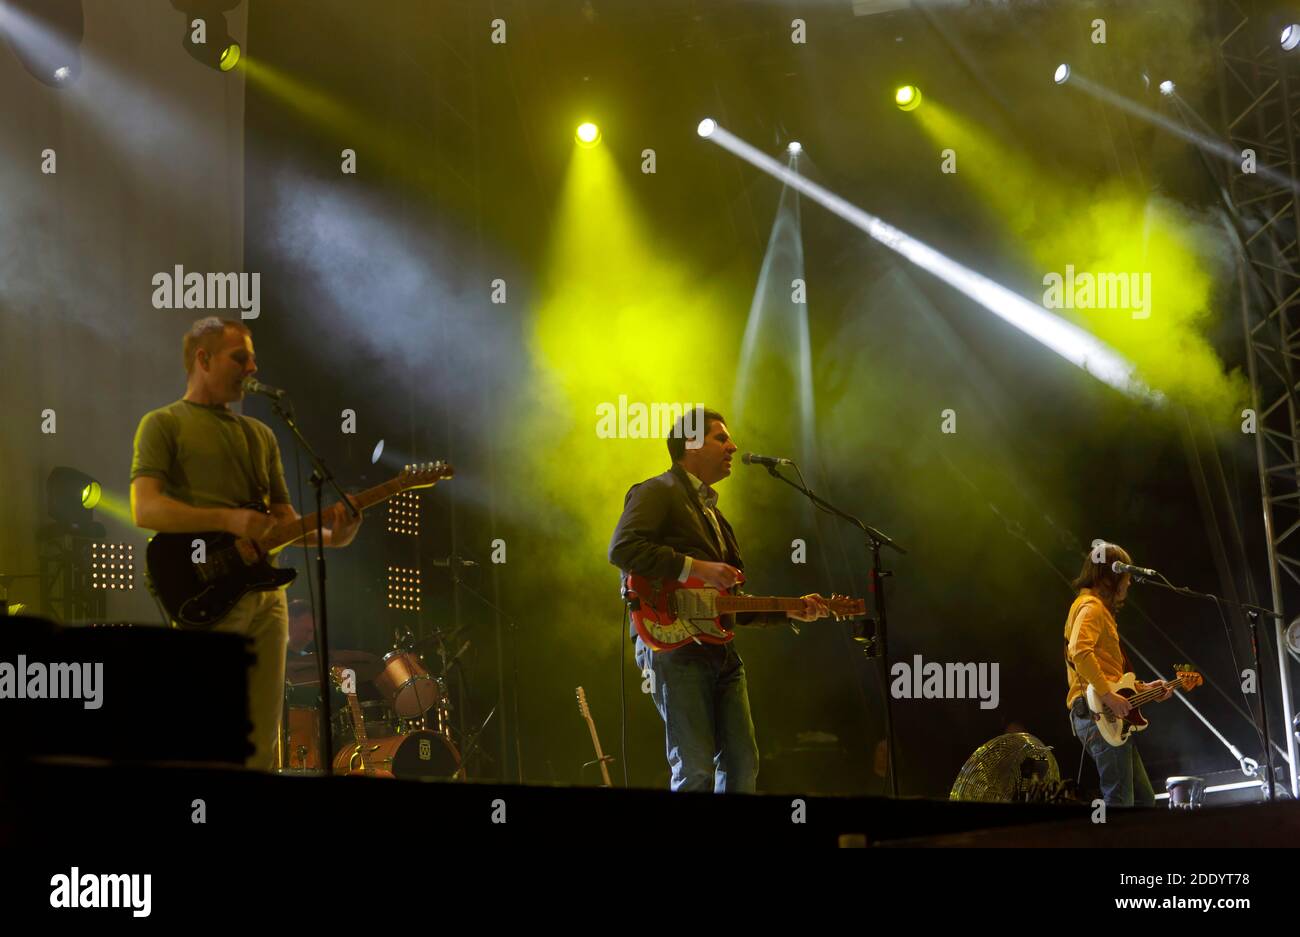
895, 85, 922, 111
219, 42, 241, 72
81, 482, 101, 510
575, 122, 601, 147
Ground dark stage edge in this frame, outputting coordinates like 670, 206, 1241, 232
7, 757, 1298, 849
7, 758, 1292, 921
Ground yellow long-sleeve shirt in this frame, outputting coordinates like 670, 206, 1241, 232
1064, 589, 1129, 709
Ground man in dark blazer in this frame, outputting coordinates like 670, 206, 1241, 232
609, 407, 827, 793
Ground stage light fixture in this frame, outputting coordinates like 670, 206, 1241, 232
46, 467, 101, 527
174, 1, 242, 72
697, 118, 717, 138
575, 122, 601, 147
787, 141, 802, 155
1054, 64, 1070, 85
387, 490, 420, 537
1, 0, 84, 88
1159, 80, 1175, 96
895, 85, 922, 111
386, 566, 421, 612
218, 41, 240, 70
89, 543, 135, 591
1284, 25, 1300, 51
371, 439, 385, 464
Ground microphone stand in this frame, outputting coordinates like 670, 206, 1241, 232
266, 395, 360, 775
1127, 570, 1286, 801
434, 567, 524, 783
758, 462, 906, 797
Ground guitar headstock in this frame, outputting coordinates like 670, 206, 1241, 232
826, 594, 867, 621
1173, 665, 1203, 690
576, 686, 591, 719
400, 461, 454, 491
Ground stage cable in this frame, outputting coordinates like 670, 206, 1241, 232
620, 601, 629, 787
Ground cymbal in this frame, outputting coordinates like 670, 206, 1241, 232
285, 650, 382, 685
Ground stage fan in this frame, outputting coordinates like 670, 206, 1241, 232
950, 732, 1061, 802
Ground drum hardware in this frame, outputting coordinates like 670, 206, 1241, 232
275, 640, 465, 779
285, 649, 381, 686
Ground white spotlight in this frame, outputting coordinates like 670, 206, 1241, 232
1159, 80, 1175, 96
699, 122, 1158, 403
1054, 64, 1070, 85
787, 141, 802, 155
1284, 25, 1300, 51
53, 65, 72, 82
697, 118, 717, 138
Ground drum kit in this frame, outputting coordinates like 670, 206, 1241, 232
278, 639, 464, 781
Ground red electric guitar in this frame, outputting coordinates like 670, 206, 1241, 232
623, 572, 866, 651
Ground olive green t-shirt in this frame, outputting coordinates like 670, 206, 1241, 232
130, 399, 291, 511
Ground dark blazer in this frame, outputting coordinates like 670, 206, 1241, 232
609, 464, 778, 630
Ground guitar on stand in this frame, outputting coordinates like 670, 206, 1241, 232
332, 665, 375, 776
575, 686, 614, 787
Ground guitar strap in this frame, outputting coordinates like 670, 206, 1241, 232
233, 414, 270, 507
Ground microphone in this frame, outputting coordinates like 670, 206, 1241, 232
741, 452, 793, 467
1112, 560, 1158, 578
242, 377, 288, 399
432, 555, 479, 568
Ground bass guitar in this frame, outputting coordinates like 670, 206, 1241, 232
1085, 666, 1203, 747
146, 462, 452, 628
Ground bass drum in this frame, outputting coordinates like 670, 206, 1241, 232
332, 730, 463, 781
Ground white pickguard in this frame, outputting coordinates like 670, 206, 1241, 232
1085, 671, 1144, 747
653, 588, 728, 643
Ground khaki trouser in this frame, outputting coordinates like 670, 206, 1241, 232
212, 590, 289, 770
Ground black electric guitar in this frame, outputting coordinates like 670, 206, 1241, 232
146, 462, 453, 628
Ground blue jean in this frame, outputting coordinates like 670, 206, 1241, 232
635, 636, 759, 793
1071, 697, 1155, 807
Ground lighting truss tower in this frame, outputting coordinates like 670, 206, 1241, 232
1216, 0, 1300, 797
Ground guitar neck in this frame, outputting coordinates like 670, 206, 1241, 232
345, 694, 367, 742
715, 595, 808, 616
1131, 676, 1192, 707
268, 477, 408, 551
576, 688, 612, 787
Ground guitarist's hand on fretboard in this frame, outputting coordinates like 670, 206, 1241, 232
788, 593, 831, 621
1137, 680, 1176, 702
323, 495, 364, 547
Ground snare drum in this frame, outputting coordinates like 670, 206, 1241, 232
375, 649, 442, 718
332, 730, 463, 780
